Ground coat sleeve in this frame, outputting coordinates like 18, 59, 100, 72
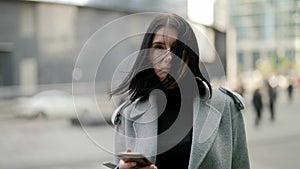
231, 106, 250, 169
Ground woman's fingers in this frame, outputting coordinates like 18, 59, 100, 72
139, 164, 157, 169
119, 160, 136, 169
118, 148, 136, 169
120, 148, 157, 169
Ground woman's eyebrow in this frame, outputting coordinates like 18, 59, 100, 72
152, 42, 165, 45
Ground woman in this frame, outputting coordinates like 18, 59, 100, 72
110, 13, 250, 169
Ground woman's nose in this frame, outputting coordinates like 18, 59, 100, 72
164, 49, 172, 63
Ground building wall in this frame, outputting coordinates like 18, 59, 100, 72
0, 1, 130, 88
0, 0, 226, 96
229, 0, 300, 89
0, 2, 21, 86
230, 0, 300, 71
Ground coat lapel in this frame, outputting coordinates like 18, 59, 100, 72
188, 95, 224, 169
130, 95, 158, 163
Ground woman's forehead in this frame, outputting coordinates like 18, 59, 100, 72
153, 27, 178, 44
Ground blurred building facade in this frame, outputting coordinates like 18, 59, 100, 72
0, 0, 187, 95
228, 0, 300, 89
0, 0, 229, 97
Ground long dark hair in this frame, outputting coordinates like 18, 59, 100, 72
110, 13, 212, 101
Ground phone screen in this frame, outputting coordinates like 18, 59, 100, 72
102, 161, 117, 169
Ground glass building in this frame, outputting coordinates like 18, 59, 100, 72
229, 0, 300, 75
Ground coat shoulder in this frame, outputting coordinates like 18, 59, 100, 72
217, 86, 246, 111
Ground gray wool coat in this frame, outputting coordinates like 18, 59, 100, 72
112, 87, 250, 169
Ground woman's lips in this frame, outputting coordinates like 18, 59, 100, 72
161, 68, 170, 73
161, 65, 170, 72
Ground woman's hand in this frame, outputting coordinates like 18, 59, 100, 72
119, 161, 157, 169
118, 159, 137, 169
139, 164, 157, 169
118, 148, 158, 169
118, 148, 136, 169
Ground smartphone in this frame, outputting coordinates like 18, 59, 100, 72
117, 152, 152, 167
102, 161, 117, 169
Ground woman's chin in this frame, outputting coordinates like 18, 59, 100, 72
158, 72, 169, 81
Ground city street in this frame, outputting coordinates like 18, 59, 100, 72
243, 90, 300, 169
0, 90, 299, 169
1, 0, 299, 169
0, 100, 114, 169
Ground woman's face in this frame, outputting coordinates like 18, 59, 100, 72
150, 27, 178, 82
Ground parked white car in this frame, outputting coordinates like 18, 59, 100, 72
14, 90, 91, 119
71, 95, 116, 125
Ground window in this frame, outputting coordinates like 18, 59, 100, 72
238, 52, 245, 71
252, 51, 260, 69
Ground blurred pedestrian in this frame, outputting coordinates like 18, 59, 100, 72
235, 84, 245, 97
287, 82, 293, 101
252, 88, 263, 126
234, 75, 245, 96
267, 82, 277, 122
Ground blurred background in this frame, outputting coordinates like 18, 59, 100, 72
0, 0, 299, 169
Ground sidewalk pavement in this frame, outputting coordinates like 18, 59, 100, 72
242, 90, 300, 169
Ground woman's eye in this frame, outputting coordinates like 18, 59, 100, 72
153, 45, 164, 50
